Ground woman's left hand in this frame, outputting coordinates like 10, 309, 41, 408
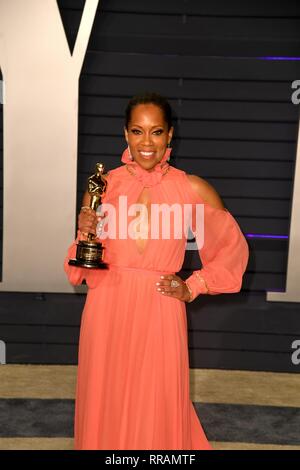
156, 275, 191, 302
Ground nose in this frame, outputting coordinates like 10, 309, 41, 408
141, 132, 153, 146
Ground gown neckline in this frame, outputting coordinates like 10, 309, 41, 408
121, 147, 172, 188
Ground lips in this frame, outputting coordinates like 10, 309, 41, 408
139, 150, 156, 160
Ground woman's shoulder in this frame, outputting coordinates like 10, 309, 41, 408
185, 173, 225, 210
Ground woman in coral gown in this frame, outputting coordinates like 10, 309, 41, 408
64, 92, 249, 450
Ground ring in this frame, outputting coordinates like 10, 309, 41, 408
170, 279, 180, 288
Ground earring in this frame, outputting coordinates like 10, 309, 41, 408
167, 143, 171, 161
128, 146, 133, 161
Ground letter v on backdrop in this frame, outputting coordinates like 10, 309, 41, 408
0, 0, 99, 292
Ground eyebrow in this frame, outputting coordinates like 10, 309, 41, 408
129, 124, 164, 129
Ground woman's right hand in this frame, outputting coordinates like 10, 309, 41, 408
78, 207, 99, 237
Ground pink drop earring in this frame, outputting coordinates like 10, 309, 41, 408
128, 146, 133, 161
167, 142, 171, 161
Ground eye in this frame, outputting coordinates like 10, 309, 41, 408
131, 129, 141, 135
153, 129, 163, 135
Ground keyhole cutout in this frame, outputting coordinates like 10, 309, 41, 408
132, 188, 151, 255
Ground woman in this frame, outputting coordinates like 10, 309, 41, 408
64, 92, 249, 450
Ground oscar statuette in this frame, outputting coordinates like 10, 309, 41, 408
68, 163, 108, 269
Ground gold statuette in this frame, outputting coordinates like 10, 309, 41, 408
69, 163, 108, 269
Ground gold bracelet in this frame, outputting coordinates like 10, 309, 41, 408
195, 272, 209, 294
184, 281, 193, 303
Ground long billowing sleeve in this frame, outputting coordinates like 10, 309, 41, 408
64, 230, 105, 288
185, 201, 249, 301
64, 231, 88, 286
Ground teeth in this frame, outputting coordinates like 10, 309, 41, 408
140, 151, 154, 156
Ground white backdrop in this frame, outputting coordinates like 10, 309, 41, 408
0, 0, 99, 292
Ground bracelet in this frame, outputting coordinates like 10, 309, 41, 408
195, 272, 209, 294
81, 206, 91, 211
184, 281, 193, 303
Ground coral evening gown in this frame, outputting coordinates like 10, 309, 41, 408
64, 148, 249, 450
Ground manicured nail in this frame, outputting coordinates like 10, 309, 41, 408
160, 276, 164, 279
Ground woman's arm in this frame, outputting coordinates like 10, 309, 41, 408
184, 174, 249, 301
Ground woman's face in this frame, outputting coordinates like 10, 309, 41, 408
124, 103, 173, 171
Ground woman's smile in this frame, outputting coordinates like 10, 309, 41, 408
139, 150, 156, 160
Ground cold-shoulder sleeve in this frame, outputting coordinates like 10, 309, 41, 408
184, 176, 249, 301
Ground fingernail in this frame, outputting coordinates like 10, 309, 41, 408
156, 282, 160, 286
160, 276, 164, 279
157, 288, 161, 291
